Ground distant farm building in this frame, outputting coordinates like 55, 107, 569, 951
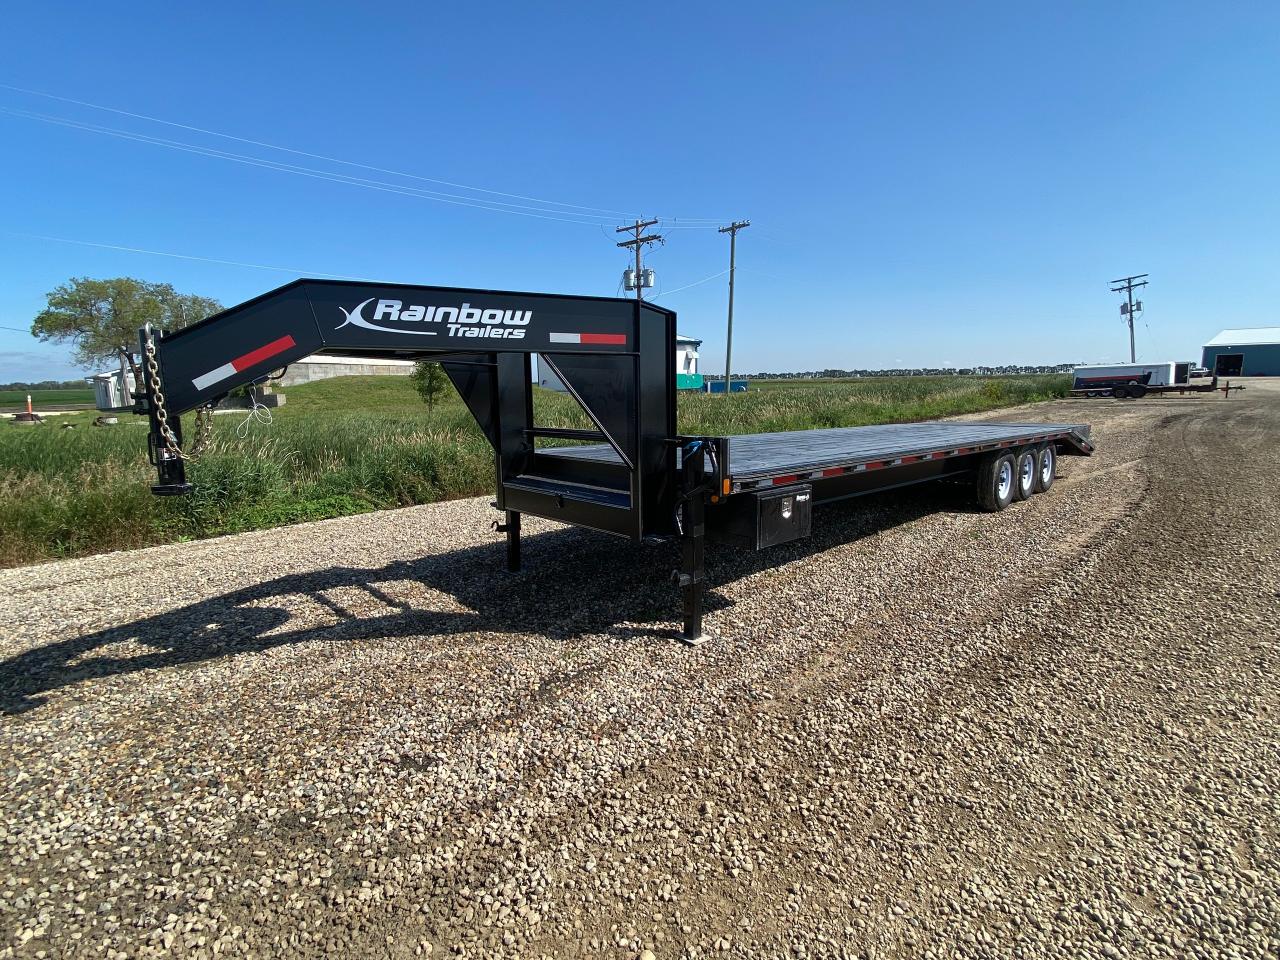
675, 335, 703, 390
88, 368, 137, 410
275, 354, 415, 386
1201, 327, 1280, 377
538, 335, 703, 391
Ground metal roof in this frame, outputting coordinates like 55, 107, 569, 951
676, 334, 702, 345
1203, 327, 1280, 347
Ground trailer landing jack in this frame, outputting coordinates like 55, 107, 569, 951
493, 511, 521, 572
677, 440, 711, 646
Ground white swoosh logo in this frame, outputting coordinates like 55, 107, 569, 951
335, 298, 437, 336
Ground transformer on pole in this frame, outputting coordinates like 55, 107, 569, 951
1111, 273, 1148, 363
617, 220, 663, 301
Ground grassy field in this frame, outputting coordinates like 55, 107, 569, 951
0, 373, 1070, 567
0, 388, 94, 406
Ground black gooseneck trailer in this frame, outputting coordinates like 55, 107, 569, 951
137, 279, 1094, 643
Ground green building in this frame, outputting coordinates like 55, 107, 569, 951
1201, 327, 1280, 377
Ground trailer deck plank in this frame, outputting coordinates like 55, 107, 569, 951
539, 421, 1091, 480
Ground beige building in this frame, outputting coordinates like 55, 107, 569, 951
274, 354, 415, 387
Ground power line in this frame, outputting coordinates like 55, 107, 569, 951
0, 107, 630, 225
0, 83, 733, 224
653, 269, 731, 298
0, 324, 31, 334
5, 232, 374, 279
3, 108, 625, 223
0, 82, 640, 218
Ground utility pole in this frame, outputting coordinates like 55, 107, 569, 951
718, 220, 750, 394
616, 218, 663, 301
1110, 273, 1148, 363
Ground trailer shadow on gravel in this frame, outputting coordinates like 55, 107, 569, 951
0, 485, 974, 715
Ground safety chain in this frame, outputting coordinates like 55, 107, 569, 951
142, 331, 212, 460
191, 406, 213, 457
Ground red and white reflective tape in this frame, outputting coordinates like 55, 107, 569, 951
192, 334, 297, 391
548, 332, 627, 345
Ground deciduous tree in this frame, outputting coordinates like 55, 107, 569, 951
31, 277, 221, 369
410, 361, 451, 411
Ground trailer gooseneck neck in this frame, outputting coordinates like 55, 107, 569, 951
137, 279, 1094, 644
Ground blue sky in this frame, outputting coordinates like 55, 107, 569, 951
2, 1, 1277, 380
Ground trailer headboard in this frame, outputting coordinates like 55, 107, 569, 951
140, 279, 679, 538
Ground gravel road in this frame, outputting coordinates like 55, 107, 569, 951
2, 384, 1277, 960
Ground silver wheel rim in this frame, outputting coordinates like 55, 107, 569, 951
1020, 455, 1034, 492
1040, 449, 1054, 485
997, 461, 1012, 500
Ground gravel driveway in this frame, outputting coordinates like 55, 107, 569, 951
2, 384, 1277, 959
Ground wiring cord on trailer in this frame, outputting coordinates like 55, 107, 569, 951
235, 383, 274, 439
672, 439, 720, 535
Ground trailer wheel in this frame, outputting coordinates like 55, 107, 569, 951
1128, 384, 1147, 399
1111, 386, 1127, 399
976, 452, 1016, 512
1034, 444, 1056, 493
1013, 448, 1037, 501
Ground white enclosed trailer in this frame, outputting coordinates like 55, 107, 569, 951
1072, 361, 1191, 398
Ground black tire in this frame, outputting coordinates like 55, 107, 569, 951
976, 452, 1016, 512
1128, 383, 1147, 399
1013, 447, 1037, 501
1034, 444, 1056, 493
1111, 386, 1127, 399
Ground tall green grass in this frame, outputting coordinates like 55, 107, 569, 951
0, 374, 1068, 566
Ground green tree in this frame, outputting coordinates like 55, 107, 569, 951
410, 361, 451, 411
31, 277, 222, 369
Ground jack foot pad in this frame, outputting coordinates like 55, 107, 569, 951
677, 630, 712, 647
